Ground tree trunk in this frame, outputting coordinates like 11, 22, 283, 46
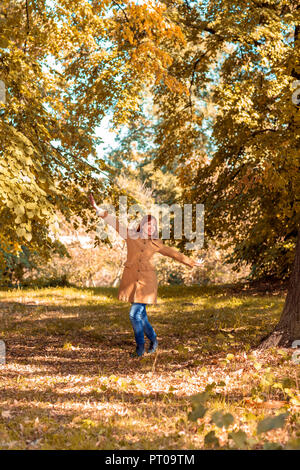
257, 227, 300, 348
258, 14, 300, 349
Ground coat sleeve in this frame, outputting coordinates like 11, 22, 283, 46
98, 209, 128, 239
156, 240, 196, 268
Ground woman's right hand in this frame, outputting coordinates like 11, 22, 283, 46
88, 193, 97, 209
88, 193, 107, 217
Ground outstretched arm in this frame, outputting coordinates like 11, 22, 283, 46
157, 241, 204, 268
88, 193, 128, 239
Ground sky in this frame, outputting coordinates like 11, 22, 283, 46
94, 114, 120, 154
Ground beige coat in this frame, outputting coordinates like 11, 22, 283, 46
100, 211, 196, 304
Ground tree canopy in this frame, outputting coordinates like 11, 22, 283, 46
0, 0, 299, 282
0, 0, 185, 267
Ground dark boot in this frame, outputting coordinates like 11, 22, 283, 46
130, 343, 145, 357
148, 338, 158, 354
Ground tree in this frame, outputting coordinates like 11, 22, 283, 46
0, 0, 185, 269
141, 0, 299, 346
258, 3, 300, 348
150, 0, 299, 281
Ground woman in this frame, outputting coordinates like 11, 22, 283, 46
89, 193, 203, 357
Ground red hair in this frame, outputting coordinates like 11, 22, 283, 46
136, 214, 159, 239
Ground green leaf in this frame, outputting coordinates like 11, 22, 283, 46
211, 411, 234, 429
204, 430, 219, 448
257, 412, 289, 434
229, 430, 249, 449
205, 382, 217, 392
263, 442, 283, 450
190, 391, 210, 406
188, 404, 207, 422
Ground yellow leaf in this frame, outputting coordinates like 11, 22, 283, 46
16, 227, 26, 237
24, 232, 32, 242
14, 206, 25, 216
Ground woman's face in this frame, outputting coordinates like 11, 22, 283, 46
141, 219, 156, 238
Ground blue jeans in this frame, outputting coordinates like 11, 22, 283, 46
129, 303, 157, 351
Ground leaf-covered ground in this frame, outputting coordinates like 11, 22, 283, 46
0, 284, 299, 450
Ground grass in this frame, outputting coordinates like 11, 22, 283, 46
0, 284, 299, 450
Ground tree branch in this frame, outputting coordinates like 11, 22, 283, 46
23, 0, 30, 52
111, 0, 130, 23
